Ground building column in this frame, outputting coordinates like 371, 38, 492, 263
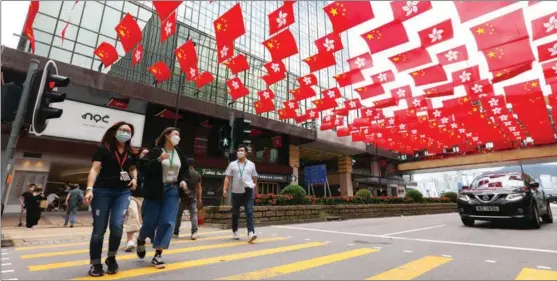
289, 145, 300, 185
337, 156, 353, 196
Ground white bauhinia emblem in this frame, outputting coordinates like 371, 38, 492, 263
231, 81, 239, 89
492, 107, 502, 115
389, 118, 395, 125
323, 38, 336, 52
365, 109, 373, 116
472, 137, 479, 142
459, 128, 466, 133
412, 99, 421, 107
349, 101, 357, 108
324, 115, 331, 122
277, 11, 288, 27
310, 111, 317, 117
377, 73, 388, 82
433, 110, 442, 118
411, 129, 418, 135
402, 1, 419, 16
552, 63, 557, 75
263, 91, 270, 99
451, 123, 458, 129
271, 63, 281, 72
364, 128, 369, 134
164, 21, 173, 36
488, 98, 499, 107
509, 126, 516, 132
548, 43, 557, 56
335, 119, 342, 125
420, 134, 426, 139
399, 124, 406, 130
134, 49, 142, 61
355, 57, 366, 68
441, 117, 449, 124
303, 76, 313, 85
471, 83, 483, 94
499, 115, 508, 121
377, 133, 383, 138
504, 121, 512, 127
220, 46, 229, 58
428, 27, 444, 43
396, 88, 406, 98
327, 90, 336, 98
445, 50, 459, 61
288, 102, 295, 109
466, 132, 473, 137
459, 71, 471, 83
189, 68, 196, 78
513, 132, 521, 137
544, 15, 557, 33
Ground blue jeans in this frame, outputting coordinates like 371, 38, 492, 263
139, 184, 180, 249
232, 188, 255, 234
64, 205, 78, 226
89, 188, 131, 265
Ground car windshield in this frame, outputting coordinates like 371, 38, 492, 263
469, 174, 525, 189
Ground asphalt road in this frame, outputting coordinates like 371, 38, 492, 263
2, 205, 556, 280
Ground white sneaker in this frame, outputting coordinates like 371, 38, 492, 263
124, 240, 136, 252
191, 232, 198, 240
248, 232, 257, 243
233, 231, 240, 240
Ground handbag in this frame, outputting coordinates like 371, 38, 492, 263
39, 200, 48, 209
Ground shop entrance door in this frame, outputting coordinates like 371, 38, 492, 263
258, 182, 280, 195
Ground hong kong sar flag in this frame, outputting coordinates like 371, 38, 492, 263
536, 40, 557, 63
268, 2, 295, 36
347, 52, 373, 71
315, 32, 344, 53
418, 19, 454, 48
226, 77, 249, 101
391, 1, 432, 22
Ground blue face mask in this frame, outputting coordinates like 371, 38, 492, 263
115, 131, 131, 143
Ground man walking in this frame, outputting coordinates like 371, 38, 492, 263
64, 183, 83, 227
174, 158, 202, 240
222, 144, 258, 243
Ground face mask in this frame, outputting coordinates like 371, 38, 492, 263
170, 135, 180, 146
115, 131, 131, 143
237, 151, 246, 159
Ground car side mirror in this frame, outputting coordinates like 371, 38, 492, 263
529, 182, 540, 189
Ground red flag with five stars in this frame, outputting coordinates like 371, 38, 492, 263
410, 64, 448, 86
389, 47, 431, 72
115, 13, 143, 53
347, 52, 373, 70
454, 1, 514, 23
23, 1, 39, 54
148, 61, 172, 82
530, 12, 557, 41
268, 2, 295, 36
315, 32, 344, 53
160, 11, 177, 42
373, 97, 397, 109
263, 29, 299, 61
390, 1, 432, 22
193, 71, 214, 89
290, 87, 316, 101
131, 44, 143, 66
303, 51, 337, 73
436, 45, 468, 66
254, 99, 275, 114
491, 62, 533, 84
324, 1, 374, 33
355, 83, 385, 100
481, 38, 534, 72
418, 19, 454, 48
153, 0, 182, 22
94, 42, 119, 67
175, 40, 198, 72
313, 98, 338, 111
214, 3, 245, 44
424, 82, 454, 98
223, 54, 250, 75
361, 20, 409, 54
334, 69, 365, 87
470, 9, 528, 51
278, 108, 297, 120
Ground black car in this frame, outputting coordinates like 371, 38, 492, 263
457, 172, 553, 229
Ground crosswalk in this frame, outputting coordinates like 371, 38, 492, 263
10, 230, 557, 280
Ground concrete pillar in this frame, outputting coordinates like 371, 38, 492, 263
337, 156, 353, 196
289, 145, 300, 185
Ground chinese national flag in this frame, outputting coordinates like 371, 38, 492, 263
470, 9, 528, 51
258, 89, 275, 100
297, 74, 318, 87
153, 0, 182, 22
23, 1, 39, 54
284, 100, 299, 110
290, 87, 316, 101
436, 45, 468, 66
193, 71, 214, 89
536, 40, 557, 63
391, 85, 412, 100
226, 77, 249, 101
313, 98, 338, 111
278, 108, 297, 120
315, 32, 344, 53
337, 127, 351, 137
334, 69, 365, 87
94, 42, 119, 67
355, 84, 384, 100
148, 61, 172, 82
254, 99, 275, 114
503, 79, 542, 98
454, 1, 514, 23
223, 54, 250, 75
217, 40, 234, 64
374, 97, 398, 109
389, 47, 431, 72
410, 64, 448, 86
264, 60, 286, 74
115, 13, 143, 53
322, 87, 341, 99
294, 112, 310, 124
451, 65, 481, 87
261, 72, 285, 86
418, 19, 454, 48
482, 38, 534, 72
334, 107, 350, 116
263, 29, 299, 61
361, 20, 409, 54
371, 70, 395, 84
214, 3, 245, 43
160, 11, 177, 42
303, 51, 337, 72
491, 62, 533, 84
531, 12, 557, 41
347, 52, 373, 70
390, 1, 432, 22
424, 82, 454, 98
324, 1, 374, 33
542, 61, 557, 85
268, 2, 295, 36
131, 45, 143, 66
175, 40, 198, 73
320, 121, 336, 131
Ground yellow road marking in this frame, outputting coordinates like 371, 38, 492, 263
21, 235, 231, 259
29, 237, 286, 271
16, 230, 229, 251
515, 268, 557, 280
72, 242, 326, 280
366, 256, 452, 280
218, 248, 378, 280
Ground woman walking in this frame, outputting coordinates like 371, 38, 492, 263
25, 185, 45, 229
137, 127, 190, 269
124, 148, 149, 252
84, 122, 138, 277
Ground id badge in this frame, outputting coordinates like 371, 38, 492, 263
120, 171, 131, 181
166, 170, 176, 182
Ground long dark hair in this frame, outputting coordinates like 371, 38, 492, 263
154, 127, 179, 148
100, 121, 135, 153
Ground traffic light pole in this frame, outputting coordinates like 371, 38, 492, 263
223, 111, 235, 206
1, 59, 40, 193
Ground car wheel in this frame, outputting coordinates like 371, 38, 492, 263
542, 201, 553, 224
461, 217, 475, 227
529, 204, 541, 229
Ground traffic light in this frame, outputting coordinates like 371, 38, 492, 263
30, 61, 69, 135
1, 83, 23, 123
233, 117, 252, 146
219, 124, 232, 152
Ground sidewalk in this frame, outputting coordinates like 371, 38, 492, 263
2, 211, 93, 228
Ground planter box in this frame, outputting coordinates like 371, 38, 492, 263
204, 203, 457, 228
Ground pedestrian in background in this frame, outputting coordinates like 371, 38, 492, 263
222, 144, 259, 243
64, 183, 84, 228
137, 127, 190, 269
18, 183, 36, 227
84, 121, 138, 277
174, 158, 203, 240
25, 185, 45, 229
123, 148, 149, 252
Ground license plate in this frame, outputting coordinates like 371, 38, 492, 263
476, 206, 499, 212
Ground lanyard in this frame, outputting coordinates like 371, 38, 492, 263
237, 161, 246, 178
114, 151, 128, 171
162, 148, 175, 168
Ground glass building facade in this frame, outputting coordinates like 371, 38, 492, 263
23, 1, 357, 128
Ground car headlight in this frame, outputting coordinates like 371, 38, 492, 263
506, 193, 525, 201
458, 194, 470, 201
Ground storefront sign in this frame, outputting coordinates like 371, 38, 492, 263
200, 168, 291, 183
38, 100, 145, 147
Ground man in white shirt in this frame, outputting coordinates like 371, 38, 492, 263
223, 144, 258, 243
